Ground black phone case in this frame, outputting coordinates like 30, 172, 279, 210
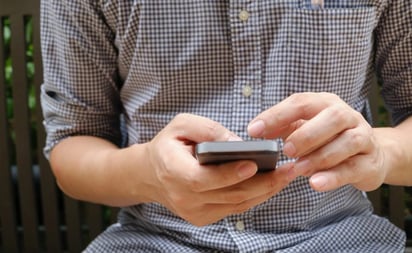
195, 140, 279, 171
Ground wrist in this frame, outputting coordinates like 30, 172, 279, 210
374, 127, 411, 186
50, 136, 157, 207
103, 142, 155, 206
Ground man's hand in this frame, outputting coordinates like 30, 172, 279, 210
247, 92, 400, 192
143, 114, 294, 226
50, 113, 295, 226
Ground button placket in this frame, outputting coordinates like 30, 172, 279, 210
229, 0, 262, 135
235, 220, 246, 231
239, 10, 250, 22
242, 85, 253, 97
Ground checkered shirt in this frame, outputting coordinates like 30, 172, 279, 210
40, 0, 411, 252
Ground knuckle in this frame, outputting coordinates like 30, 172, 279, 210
345, 158, 358, 172
289, 93, 306, 110
332, 173, 344, 187
299, 130, 316, 145
171, 113, 184, 125
170, 113, 190, 129
317, 153, 331, 169
348, 131, 368, 150
266, 173, 285, 189
265, 176, 276, 189
329, 105, 346, 123
353, 110, 366, 121
204, 120, 223, 137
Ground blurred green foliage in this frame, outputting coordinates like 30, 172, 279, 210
3, 18, 13, 121
3, 16, 37, 164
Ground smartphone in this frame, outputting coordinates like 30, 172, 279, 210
195, 140, 279, 171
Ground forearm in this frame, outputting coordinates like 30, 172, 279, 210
49, 136, 153, 207
377, 116, 412, 186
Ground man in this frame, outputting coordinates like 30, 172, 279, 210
41, 0, 411, 252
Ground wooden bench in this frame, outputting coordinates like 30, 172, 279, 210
0, 0, 409, 252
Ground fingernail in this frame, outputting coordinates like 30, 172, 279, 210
283, 142, 296, 157
310, 175, 328, 190
248, 120, 265, 137
238, 163, 257, 178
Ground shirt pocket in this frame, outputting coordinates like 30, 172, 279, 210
274, 5, 376, 105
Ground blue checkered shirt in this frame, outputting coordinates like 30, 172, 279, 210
41, 0, 411, 252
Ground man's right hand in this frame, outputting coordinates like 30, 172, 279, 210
139, 113, 294, 226
50, 113, 295, 226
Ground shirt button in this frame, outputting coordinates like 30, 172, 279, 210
239, 10, 250, 21
242, 85, 253, 97
235, 221, 245, 231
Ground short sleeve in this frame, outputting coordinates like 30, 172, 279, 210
375, 1, 412, 125
40, 0, 122, 158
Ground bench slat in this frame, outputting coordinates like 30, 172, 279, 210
390, 186, 405, 230
64, 196, 84, 253
0, 16, 20, 253
10, 14, 42, 252
86, 204, 105, 241
367, 189, 382, 216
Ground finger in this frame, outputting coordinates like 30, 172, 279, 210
276, 119, 308, 141
170, 113, 242, 143
174, 164, 295, 226
191, 166, 294, 225
294, 127, 372, 176
199, 163, 295, 204
191, 190, 283, 226
181, 160, 259, 192
309, 155, 383, 192
247, 93, 342, 139
284, 104, 359, 157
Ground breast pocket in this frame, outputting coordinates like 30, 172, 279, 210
275, 6, 376, 104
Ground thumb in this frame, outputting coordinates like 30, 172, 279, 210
170, 113, 242, 143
